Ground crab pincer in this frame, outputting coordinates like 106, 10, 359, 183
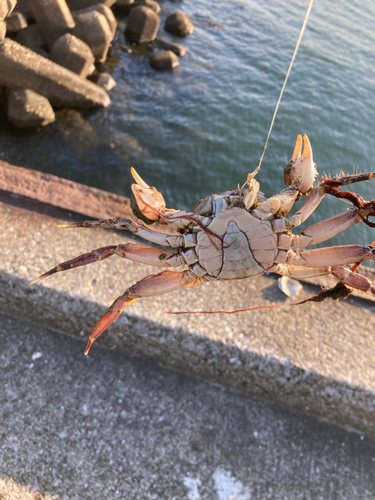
284, 134, 318, 194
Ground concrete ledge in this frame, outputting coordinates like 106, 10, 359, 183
0, 159, 133, 219
0, 160, 177, 235
2, 184, 375, 436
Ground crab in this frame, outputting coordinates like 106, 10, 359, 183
29, 134, 375, 355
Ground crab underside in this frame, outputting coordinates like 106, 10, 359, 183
30, 135, 375, 354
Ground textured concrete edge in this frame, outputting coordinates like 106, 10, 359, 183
0, 160, 134, 219
1, 269, 374, 437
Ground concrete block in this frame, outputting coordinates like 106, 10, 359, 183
27, 0, 75, 49
72, 4, 117, 36
87, 63, 95, 75
13, 0, 34, 21
67, 0, 116, 10
3, 310, 375, 500
17, 23, 47, 50
5, 12, 27, 33
0, 39, 110, 108
0, 0, 16, 21
134, 0, 160, 14
73, 10, 113, 62
125, 5, 159, 44
112, 0, 134, 13
93, 4, 117, 35
149, 50, 179, 70
50, 33, 94, 78
165, 11, 194, 37
28, 46, 50, 58
0, 19, 5, 40
155, 35, 186, 57
88, 71, 116, 90
8, 88, 55, 127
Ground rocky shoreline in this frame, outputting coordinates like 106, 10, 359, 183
0, 0, 194, 128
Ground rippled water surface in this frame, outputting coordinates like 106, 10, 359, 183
1, 0, 375, 247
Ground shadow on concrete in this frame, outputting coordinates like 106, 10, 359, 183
1, 269, 375, 438
2, 312, 375, 500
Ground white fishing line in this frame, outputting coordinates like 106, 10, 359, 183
243, 0, 315, 187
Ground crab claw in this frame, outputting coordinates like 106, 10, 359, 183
131, 167, 167, 222
284, 134, 318, 194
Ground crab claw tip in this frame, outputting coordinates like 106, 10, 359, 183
131, 167, 149, 188
291, 134, 303, 162
28, 277, 41, 286
301, 133, 313, 161
131, 171, 167, 222
84, 339, 93, 355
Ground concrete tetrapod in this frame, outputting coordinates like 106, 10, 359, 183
73, 10, 113, 62
8, 88, 55, 127
0, 0, 17, 21
5, 12, 27, 33
0, 38, 110, 108
50, 33, 95, 77
27, 0, 75, 49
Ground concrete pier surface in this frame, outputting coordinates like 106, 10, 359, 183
1, 312, 375, 500
2, 163, 375, 499
1, 187, 375, 438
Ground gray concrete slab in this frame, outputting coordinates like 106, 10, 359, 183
1, 311, 375, 500
1, 195, 375, 437
0, 193, 375, 435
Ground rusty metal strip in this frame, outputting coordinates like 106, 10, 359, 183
0, 160, 176, 234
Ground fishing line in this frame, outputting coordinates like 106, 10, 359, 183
243, 0, 315, 187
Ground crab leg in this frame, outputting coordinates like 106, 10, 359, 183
59, 218, 197, 248
331, 265, 375, 294
85, 270, 206, 355
323, 173, 375, 227
274, 175, 375, 234
60, 218, 172, 246
296, 209, 362, 246
272, 185, 326, 233
277, 208, 369, 250
29, 244, 179, 285
275, 263, 375, 296
131, 168, 202, 232
284, 134, 318, 195
283, 245, 375, 267
255, 135, 319, 222
323, 172, 375, 190
273, 136, 375, 232
274, 264, 330, 279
